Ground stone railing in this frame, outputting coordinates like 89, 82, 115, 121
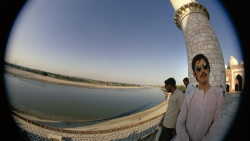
12, 111, 165, 134
13, 111, 165, 141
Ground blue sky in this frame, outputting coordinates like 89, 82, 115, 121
5, 0, 243, 85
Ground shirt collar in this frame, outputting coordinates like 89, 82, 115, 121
171, 88, 179, 95
196, 86, 213, 92
187, 83, 192, 87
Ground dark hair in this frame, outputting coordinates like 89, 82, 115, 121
183, 77, 189, 82
192, 54, 210, 81
164, 78, 176, 88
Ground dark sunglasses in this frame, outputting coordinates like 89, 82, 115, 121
195, 63, 208, 72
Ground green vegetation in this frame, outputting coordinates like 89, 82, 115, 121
151, 85, 186, 93
4, 62, 140, 87
176, 85, 186, 92
151, 84, 186, 100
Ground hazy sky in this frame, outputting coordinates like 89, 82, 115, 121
5, 0, 243, 85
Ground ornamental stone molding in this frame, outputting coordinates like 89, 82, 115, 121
174, 2, 210, 30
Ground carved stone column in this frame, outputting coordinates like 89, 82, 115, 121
170, 0, 226, 88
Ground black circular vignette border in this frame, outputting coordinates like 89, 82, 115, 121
1, 1, 249, 141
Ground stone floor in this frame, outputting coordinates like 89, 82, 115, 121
211, 92, 241, 141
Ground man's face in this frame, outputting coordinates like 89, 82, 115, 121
183, 80, 188, 87
165, 84, 171, 92
192, 59, 210, 84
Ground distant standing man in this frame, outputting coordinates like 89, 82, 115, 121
174, 54, 224, 141
183, 77, 195, 98
220, 85, 225, 97
159, 78, 184, 141
220, 85, 223, 91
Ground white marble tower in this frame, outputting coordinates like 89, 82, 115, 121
170, 0, 226, 88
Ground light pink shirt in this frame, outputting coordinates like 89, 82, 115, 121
175, 86, 224, 141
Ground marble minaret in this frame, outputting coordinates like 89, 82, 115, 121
170, 0, 226, 88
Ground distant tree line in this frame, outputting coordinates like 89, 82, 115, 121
4, 62, 140, 87
160, 85, 186, 93
176, 85, 186, 92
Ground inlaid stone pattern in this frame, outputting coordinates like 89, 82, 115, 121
13, 115, 163, 141
181, 12, 225, 88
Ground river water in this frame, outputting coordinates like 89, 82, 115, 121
4, 73, 166, 121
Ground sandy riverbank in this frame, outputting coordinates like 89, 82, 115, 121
4, 65, 144, 89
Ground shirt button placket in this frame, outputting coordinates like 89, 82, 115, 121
201, 92, 204, 119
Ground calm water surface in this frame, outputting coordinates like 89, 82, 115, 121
4, 73, 165, 120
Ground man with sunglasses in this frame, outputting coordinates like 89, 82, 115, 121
159, 78, 184, 141
174, 54, 224, 141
